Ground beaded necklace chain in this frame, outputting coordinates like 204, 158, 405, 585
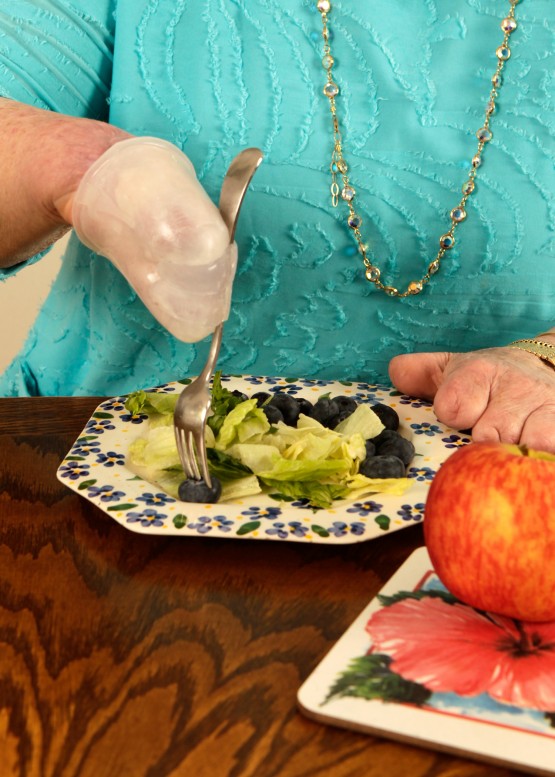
316, 0, 520, 298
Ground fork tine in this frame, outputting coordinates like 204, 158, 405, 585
175, 425, 194, 480
186, 430, 202, 481
193, 427, 211, 487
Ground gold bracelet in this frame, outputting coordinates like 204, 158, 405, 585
508, 339, 555, 369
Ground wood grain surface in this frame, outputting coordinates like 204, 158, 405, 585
0, 398, 528, 777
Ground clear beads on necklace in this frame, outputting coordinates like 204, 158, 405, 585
323, 82, 339, 97
477, 127, 493, 142
316, 0, 520, 298
502, 18, 517, 33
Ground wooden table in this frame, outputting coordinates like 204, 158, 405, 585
0, 397, 527, 777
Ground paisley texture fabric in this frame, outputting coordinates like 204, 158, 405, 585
0, 0, 553, 396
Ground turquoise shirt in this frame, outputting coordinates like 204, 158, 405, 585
0, 0, 553, 396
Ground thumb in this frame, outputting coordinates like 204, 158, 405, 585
388, 352, 451, 400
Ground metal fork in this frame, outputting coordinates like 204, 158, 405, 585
173, 147, 263, 487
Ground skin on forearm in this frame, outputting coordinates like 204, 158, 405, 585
0, 99, 130, 268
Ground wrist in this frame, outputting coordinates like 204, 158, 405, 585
47, 119, 132, 226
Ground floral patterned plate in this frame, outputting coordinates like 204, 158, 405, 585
57, 375, 470, 543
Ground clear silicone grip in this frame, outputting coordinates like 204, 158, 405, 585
71, 137, 235, 342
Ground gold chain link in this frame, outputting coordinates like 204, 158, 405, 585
316, 0, 520, 298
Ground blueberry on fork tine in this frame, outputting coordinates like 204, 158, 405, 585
179, 476, 222, 503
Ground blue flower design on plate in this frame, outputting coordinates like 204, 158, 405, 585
96, 451, 126, 467
346, 500, 383, 516
126, 509, 167, 528
149, 384, 177, 393
88, 485, 126, 502
442, 433, 471, 448
137, 491, 176, 506
266, 521, 311, 539
242, 506, 282, 520
291, 498, 323, 511
59, 462, 90, 480
213, 516, 235, 532
119, 413, 148, 424
329, 521, 366, 537
408, 465, 435, 482
100, 399, 127, 412
85, 419, 116, 434
265, 522, 288, 539
297, 378, 335, 387
71, 440, 101, 456
269, 384, 302, 396
410, 422, 443, 436
400, 396, 433, 409
288, 521, 309, 538
352, 391, 381, 404
398, 503, 426, 521
243, 375, 283, 386
188, 516, 213, 534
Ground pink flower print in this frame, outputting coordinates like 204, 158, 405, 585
366, 596, 555, 711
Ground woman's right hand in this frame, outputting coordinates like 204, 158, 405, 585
0, 99, 129, 267
1, 101, 234, 342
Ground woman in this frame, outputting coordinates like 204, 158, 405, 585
0, 0, 553, 450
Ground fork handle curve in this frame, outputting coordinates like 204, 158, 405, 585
197, 322, 223, 387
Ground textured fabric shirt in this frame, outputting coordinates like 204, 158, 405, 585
0, 0, 553, 396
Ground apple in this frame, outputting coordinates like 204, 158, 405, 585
424, 442, 555, 622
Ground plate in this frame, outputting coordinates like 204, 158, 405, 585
56, 375, 470, 543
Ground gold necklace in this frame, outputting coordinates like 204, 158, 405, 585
316, 0, 520, 298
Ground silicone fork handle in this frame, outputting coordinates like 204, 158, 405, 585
71, 137, 236, 342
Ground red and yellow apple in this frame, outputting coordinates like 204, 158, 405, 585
424, 442, 555, 622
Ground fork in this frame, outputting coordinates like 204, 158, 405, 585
173, 147, 263, 488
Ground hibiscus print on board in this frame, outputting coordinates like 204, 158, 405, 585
324, 577, 555, 734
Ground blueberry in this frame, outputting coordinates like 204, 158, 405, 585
359, 455, 406, 479
332, 407, 355, 428
375, 431, 415, 466
370, 403, 400, 431
311, 397, 341, 428
295, 397, 314, 417
334, 396, 358, 416
251, 391, 272, 407
364, 439, 376, 458
262, 404, 284, 424
231, 389, 249, 402
370, 429, 399, 447
178, 476, 222, 503
268, 393, 301, 426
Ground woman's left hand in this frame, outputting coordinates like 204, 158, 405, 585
388, 343, 555, 453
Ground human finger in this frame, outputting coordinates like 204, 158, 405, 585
470, 398, 526, 446
388, 352, 450, 401
518, 404, 555, 453
431, 356, 493, 431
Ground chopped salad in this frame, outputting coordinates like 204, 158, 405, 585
125, 374, 414, 509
